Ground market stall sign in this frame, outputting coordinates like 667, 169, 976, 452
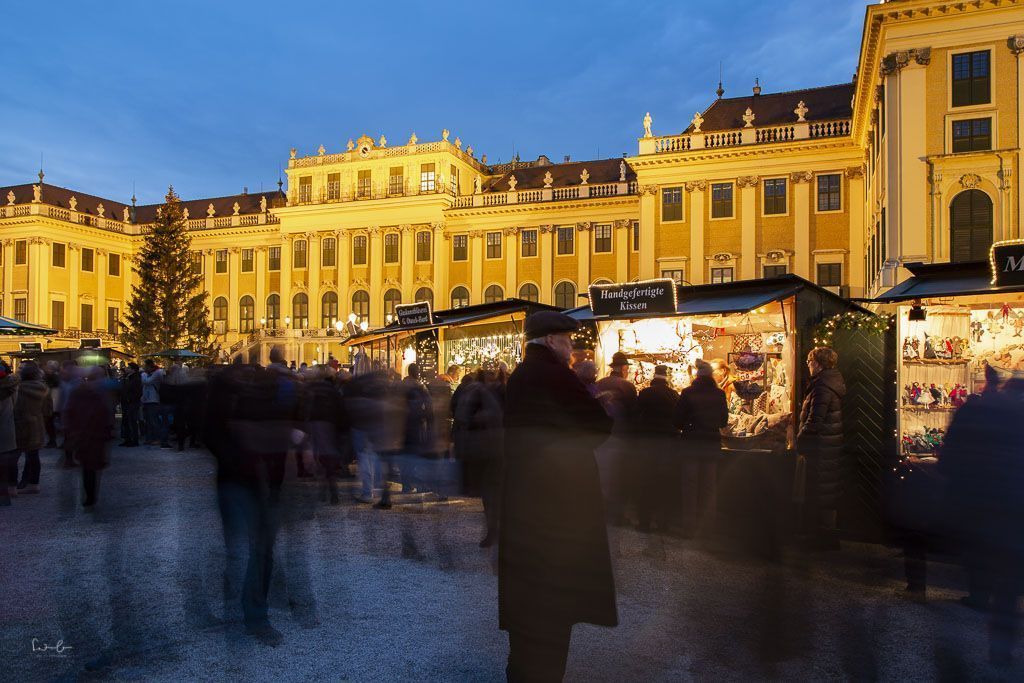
19, 342, 41, 354
589, 279, 678, 316
395, 301, 433, 327
415, 330, 439, 380
991, 240, 1024, 287
79, 338, 102, 349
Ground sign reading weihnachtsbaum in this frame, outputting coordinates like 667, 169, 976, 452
992, 241, 1024, 287
395, 301, 433, 327
589, 279, 677, 316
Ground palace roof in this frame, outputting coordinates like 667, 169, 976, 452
686, 82, 854, 133
0, 182, 285, 223
483, 157, 635, 193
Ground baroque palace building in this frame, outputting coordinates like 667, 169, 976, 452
1, 0, 1022, 363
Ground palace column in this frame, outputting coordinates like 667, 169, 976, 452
368, 227, 383, 325
792, 172, 812, 279
68, 244, 80, 328
638, 185, 657, 279
847, 167, 866, 297
431, 223, 447, 308
687, 182, 706, 284
738, 177, 758, 280
882, 47, 931, 278
96, 250, 107, 331
399, 225, 414, 303
228, 248, 240, 332
336, 230, 350, 319
539, 225, 554, 304
470, 231, 483, 304
307, 233, 321, 321
2, 240, 13, 317
1012, 35, 1024, 238
255, 246, 267, 324
614, 220, 629, 282
29, 238, 50, 323
279, 236, 293, 327
576, 222, 592, 290
504, 228, 518, 298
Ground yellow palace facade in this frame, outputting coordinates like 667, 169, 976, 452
1, 0, 1022, 364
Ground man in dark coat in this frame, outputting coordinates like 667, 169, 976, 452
796, 346, 847, 549
675, 360, 728, 536
635, 365, 679, 531
501, 311, 615, 681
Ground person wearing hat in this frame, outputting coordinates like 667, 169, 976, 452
500, 310, 615, 681
675, 359, 729, 536
594, 350, 638, 526
635, 365, 679, 532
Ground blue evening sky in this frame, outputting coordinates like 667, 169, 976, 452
0, 0, 867, 204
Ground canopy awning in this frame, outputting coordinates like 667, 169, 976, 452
873, 261, 1024, 303
0, 315, 57, 336
568, 275, 851, 322
353, 298, 561, 345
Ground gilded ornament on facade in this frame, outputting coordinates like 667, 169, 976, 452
959, 173, 982, 189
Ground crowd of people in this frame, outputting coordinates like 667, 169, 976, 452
3, 308, 1024, 676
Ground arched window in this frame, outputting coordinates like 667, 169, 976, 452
415, 287, 434, 309
266, 294, 280, 328
950, 189, 993, 263
451, 286, 470, 309
484, 284, 504, 303
592, 278, 613, 286
554, 281, 577, 309
322, 291, 339, 328
292, 292, 308, 329
518, 283, 539, 303
239, 295, 255, 333
384, 289, 402, 320
352, 290, 369, 323
213, 296, 228, 322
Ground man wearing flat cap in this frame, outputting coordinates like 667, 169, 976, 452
500, 311, 615, 681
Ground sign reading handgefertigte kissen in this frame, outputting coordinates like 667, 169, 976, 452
589, 279, 677, 316
992, 241, 1024, 287
395, 301, 433, 327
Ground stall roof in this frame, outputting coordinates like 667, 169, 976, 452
568, 274, 856, 321
5, 347, 132, 361
353, 299, 562, 345
873, 261, 1024, 303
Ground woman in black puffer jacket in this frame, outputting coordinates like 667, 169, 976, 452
797, 346, 846, 548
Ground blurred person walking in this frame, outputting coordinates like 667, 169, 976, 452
635, 364, 679, 532
118, 362, 142, 447
594, 351, 638, 525
455, 368, 506, 547
140, 359, 166, 447
501, 311, 615, 681
0, 361, 19, 504
65, 367, 115, 509
13, 362, 51, 494
674, 360, 728, 537
795, 347, 847, 550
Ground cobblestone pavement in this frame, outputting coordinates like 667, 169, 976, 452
1, 445, 1019, 682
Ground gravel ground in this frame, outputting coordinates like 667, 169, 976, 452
1, 445, 1020, 682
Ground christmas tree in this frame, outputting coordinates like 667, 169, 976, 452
120, 187, 216, 358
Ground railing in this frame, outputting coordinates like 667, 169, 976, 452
449, 180, 635, 210
705, 130, 743, 148
588, 182, 619, 198
809, 120, 851, 138
643, 118, 852, 155
291, 140, 453, 168
756, 125, 796, 143
288, 180, 450, 206
655, 135, 691, 153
